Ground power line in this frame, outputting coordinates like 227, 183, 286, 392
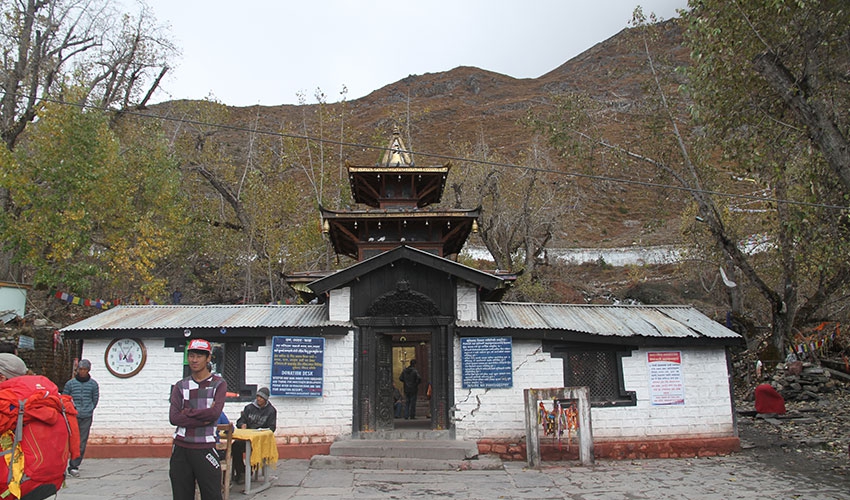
28, 94, 850, 212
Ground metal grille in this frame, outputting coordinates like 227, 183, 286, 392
566, 350, 620, 402
221, 344, 241, 392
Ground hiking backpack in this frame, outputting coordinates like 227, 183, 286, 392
0, 375, 80, 500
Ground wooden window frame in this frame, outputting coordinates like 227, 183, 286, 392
543, 342, 637, 408
168, 337, 264, 403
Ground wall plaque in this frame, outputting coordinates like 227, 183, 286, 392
271, 336, 324, 397
461, 336, 512, 389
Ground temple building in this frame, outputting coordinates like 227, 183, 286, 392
61, 131, 742, 461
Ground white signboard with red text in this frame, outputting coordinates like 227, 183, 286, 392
648, 351, 685, 406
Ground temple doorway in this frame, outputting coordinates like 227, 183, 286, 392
353, 318, 453, 436
392, 334, 430, 426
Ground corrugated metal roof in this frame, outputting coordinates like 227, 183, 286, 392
61, 303, 739, 342
459, 303, 739, 340
60, 305, 350, 332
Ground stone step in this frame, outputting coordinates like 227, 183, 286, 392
309, 454, 504, 471
357, 429, 452, 440
329, 439, 479, 460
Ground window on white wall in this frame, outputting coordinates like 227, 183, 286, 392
544, 342, 637, 407
169, 337, 263, 402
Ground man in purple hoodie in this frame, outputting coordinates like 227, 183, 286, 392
168, 339, 227, 500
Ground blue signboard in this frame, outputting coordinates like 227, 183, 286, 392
461, 336, 513, 389
271, 336, 324, 397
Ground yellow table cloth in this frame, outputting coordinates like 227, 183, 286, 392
232, 428, 278, 471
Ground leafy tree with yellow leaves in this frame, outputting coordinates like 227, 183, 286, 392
0, 99, 187, 302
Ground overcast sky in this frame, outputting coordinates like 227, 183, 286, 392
142, 0, 689, 107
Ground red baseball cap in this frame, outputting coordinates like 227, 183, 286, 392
187, 338, 212, 353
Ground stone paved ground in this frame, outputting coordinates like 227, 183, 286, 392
54, 388, 850, 499
58, 453, 849, 500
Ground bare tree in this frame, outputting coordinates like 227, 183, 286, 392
0, 0, 175, 151
450, 134, 566, 275
533, 8, 850, 356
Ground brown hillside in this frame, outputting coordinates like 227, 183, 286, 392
152, 19, 690, 249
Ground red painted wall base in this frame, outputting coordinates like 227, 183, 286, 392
477, 436, 741, 461
85, 437, 738, 462
86, 442, 332, 459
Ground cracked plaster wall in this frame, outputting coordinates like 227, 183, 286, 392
452, 340, 735, 442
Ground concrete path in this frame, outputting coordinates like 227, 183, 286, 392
56, 455, 849, 500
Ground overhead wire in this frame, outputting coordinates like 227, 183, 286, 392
24, 93, 850, 213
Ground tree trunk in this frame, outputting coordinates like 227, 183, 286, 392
770, 304, 794, 360
753, 52, 850, 193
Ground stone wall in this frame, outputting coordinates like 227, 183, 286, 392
2, 323, 77, 387
767, 361, 844, 401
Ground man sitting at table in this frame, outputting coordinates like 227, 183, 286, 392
232, 387, 276, 485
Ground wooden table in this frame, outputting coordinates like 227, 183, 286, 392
232, 428, 278, 494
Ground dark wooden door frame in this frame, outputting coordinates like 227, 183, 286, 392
352, 316, 454, 436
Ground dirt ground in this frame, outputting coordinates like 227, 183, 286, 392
735, 391, 850, 490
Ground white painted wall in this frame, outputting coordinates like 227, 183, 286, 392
81, 334, 732, 446
328, 287, 350, 322
452, 340, 734, 442
239, 333, 354, 440
456, 282, 477, 321
453, 339, 564, 441
82, 334, 355, 445
593, 347, 735, 441
80, 338, 184, 444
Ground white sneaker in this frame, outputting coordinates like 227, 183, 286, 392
68, 469, 80, 478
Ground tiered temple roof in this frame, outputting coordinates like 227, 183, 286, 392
321, 130, 478, 261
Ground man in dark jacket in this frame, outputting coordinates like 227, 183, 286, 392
399, 359, 421, 419
232, 387, 276, 484
63, 359, 99, 477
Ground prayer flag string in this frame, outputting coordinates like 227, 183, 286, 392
53, 290, 157, 309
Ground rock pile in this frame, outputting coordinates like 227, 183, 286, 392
766, 361, 846, 401
736, 388, 850, 486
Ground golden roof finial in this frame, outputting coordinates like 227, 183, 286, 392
380, 127, 412, 167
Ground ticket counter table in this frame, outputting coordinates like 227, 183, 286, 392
232, 428, 278, 494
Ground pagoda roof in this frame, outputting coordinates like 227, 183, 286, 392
347, 165, 449, 174
309, 245, 506, 296
347, 130, 450, 208
347, 165, 449, 208
320, 207, 480, 219
320, 206, 480, 260
286, 266, 518, 303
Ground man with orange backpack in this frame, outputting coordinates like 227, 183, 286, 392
0, 353, 80, 500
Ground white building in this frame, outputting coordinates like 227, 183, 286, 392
61, 245, 741, 461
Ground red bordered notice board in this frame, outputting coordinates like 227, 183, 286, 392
648, 351, 685, 406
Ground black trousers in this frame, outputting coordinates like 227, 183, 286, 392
232, 439, 247, 475
169, 444, 222, 500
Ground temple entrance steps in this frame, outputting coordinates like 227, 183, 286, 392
309, 438, 504, 470
358, 428, 451, 440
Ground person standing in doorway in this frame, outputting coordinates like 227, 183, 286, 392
169, 339, 227, 500
62, 359, 99, 477
399, 359, 422, 419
